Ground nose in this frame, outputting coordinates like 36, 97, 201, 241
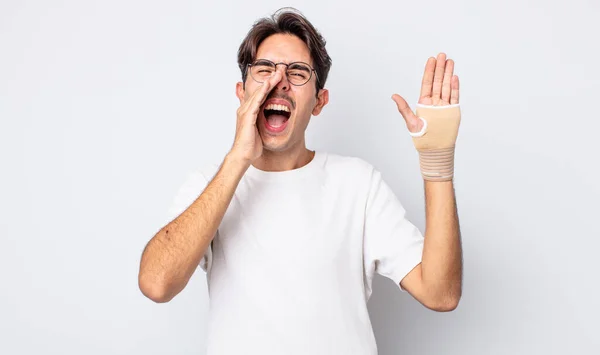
274, 66, 290, 91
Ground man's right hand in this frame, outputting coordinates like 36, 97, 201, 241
229, 69, 284, 164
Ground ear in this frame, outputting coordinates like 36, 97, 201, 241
312, 88, 329, 116
236, 82, 245, 104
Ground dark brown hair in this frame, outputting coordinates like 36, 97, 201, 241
237, 8, 332, 94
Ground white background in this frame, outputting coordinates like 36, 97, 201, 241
1, 0, 599, 354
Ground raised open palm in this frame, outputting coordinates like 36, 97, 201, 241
392, 53, 460, 133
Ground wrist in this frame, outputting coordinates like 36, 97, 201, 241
224, 151, 252, 175
418, 146, 455, 182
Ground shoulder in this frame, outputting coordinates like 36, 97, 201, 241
321, 151, 395, 191
320, 152, 381, 191
322, 151, 377, 175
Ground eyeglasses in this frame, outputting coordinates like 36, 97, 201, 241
247, 59, 317, 87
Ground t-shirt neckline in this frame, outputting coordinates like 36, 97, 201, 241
245, 150, 327, 182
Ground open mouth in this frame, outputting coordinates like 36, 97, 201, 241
263, 103, 291, 130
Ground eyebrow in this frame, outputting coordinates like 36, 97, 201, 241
288, 62, 311, 71
254, 59, 275, 66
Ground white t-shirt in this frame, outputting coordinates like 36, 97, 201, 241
166, 151, 424, 355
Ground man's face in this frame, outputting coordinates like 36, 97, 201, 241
236, 33, 329, 153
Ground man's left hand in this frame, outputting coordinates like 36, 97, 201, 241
391, 52, 460, 135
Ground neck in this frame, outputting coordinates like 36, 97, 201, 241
252, 145, 315, 172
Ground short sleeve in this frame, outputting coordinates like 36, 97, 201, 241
166, 168, 215, 273
363, 169, 424, 296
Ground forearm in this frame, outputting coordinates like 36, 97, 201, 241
138, 153, 250, 302
420, 180, 462, 305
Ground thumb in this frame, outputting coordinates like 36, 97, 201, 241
391, 94, 423, 134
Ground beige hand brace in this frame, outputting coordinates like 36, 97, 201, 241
411, 104, 461, 181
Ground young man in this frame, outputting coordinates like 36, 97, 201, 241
139, 8, 463, 355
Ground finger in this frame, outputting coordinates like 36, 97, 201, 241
420, 57, 436, 99
431, 52, 446, 101
441, 59, 454, 104
245, 70, 281, 110
392, 94, 422, 133
450, 75, 460, 104
249, 70, 283, 115
238, 84, 260, 115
